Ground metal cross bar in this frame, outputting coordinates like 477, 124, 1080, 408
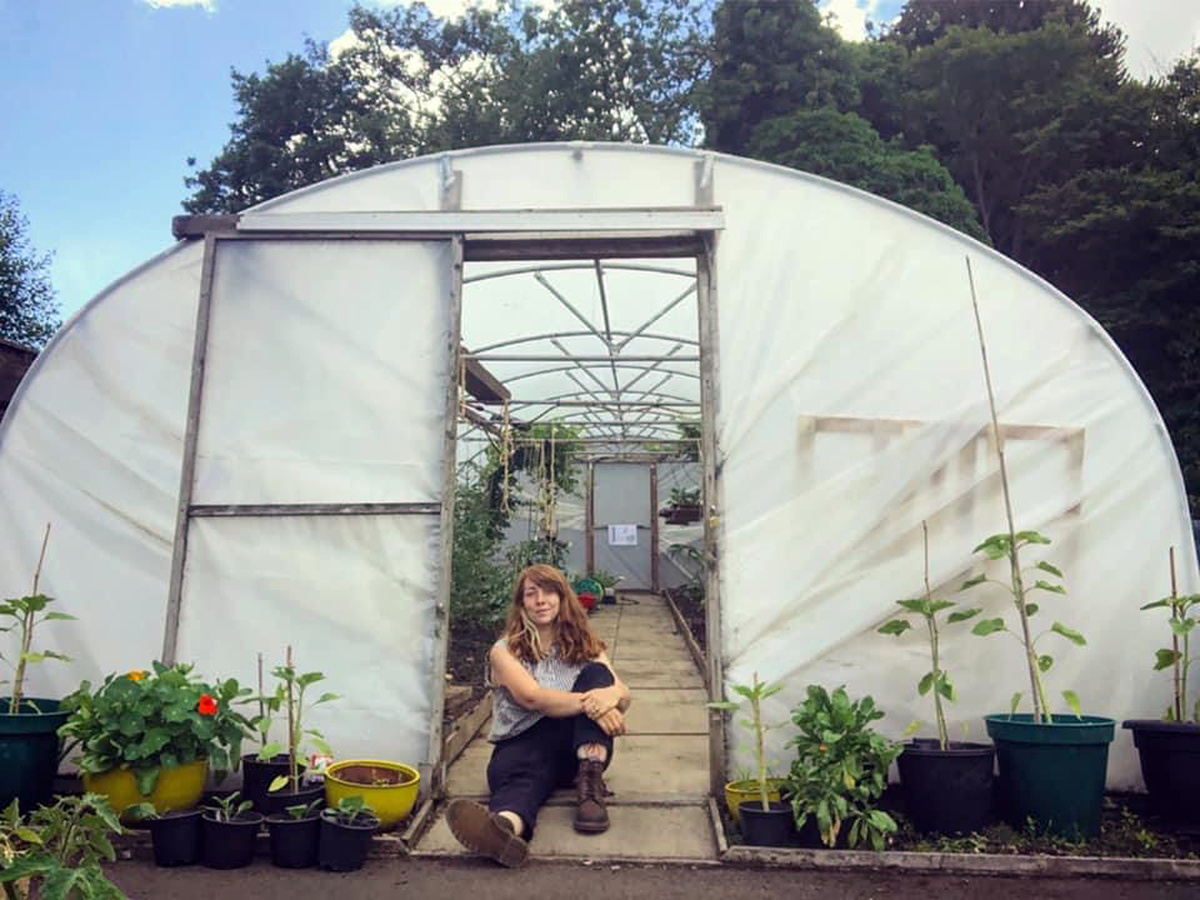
471, 330, 697, 355
499, 363, 699, 386
617, 282, 698, 351
464, 261, 696, 284
468, 354, 699, 363
534, 272, 609, 347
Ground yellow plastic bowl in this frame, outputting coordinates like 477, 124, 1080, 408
724, 778, 787, 824
324, 760, 420, 830
83, 759, 208, 819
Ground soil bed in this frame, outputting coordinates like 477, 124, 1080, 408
664, 586, 705, 653
444, 618, 496, 727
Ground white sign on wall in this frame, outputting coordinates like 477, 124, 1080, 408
607, 524, 638, 546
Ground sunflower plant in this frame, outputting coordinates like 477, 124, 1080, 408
58, 662, 254, 795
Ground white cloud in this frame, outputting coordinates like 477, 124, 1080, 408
1092, 0, 1200, 81
142, 0, 216, 10
820, 0, 884, 43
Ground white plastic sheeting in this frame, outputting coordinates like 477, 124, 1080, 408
0, 144, 1194, 789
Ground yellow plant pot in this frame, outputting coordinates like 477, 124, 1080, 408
724, 778, 787, 825
324, 760, 420, 830
83, 759, 208, 819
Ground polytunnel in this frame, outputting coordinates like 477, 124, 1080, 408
1, 143, 1195, 794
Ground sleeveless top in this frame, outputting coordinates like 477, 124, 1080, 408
487, 638, 588, 742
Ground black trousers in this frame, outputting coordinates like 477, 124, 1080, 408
486, 662, 615, 837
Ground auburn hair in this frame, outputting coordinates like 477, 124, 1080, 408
502, 564, 605, 664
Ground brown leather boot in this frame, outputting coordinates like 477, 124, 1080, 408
445, 799, 529, 868
574, 758, 610, 834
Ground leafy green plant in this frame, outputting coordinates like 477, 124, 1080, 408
590, 570, 622, 592
322, 796, 376, 827
708, 673, 783, 812
58, 662, 254, 795
964, 257, 1084, 723
1, 524, 75, 714
450, 464, 512, 631
260, 647, 338, 794
785, 685, 902, 850
285, 799, 323, 820
669, 486, 701, 508
205, 792, 252, 823
1141, 547, 1200, 723
878, 521, 980, 749
0, 794, 127, 900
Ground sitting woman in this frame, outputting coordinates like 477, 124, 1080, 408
446, 564, 632, 867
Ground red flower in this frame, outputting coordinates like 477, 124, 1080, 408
197, 694, 218, 716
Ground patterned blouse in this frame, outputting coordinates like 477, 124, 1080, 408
487, 638, 588, 742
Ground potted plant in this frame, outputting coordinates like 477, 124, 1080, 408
318, 796, 379, 872
324, 761, 420, 831
961, 257, 1114, 839
660, 487, 702, 525
266, 798, 322, 869
256, 647, 338, 816
708, 673, 791, 845
0, 524, 76, 812
591, 569, 622, 605
878, 521, 995, 834
241, 652, 290, 812
201, 791, 262, 869
128, 801, 204, 867
786, 685, 901, 850
1123, 547, 1200, 823
58, 662, 254, 819
0, 793, 127, 898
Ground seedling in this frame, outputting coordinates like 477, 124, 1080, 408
708, 673, 783, 812
205, 792, 253, 823
1141, 547, 1200, 723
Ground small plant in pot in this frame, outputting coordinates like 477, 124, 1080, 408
878, 521, 995, 835
661, 487, 702, 525
318, 796, 379, 872
127, 801, 204, 867
240, 651, 289, 811
201, 791, 263, 869
0, 524, 77, 812
785, 685, 901, 850
961, 255, 1113, 840
708, 673, 792, 846
266, 798, 323, 869
1123, 546, 1200, 824
256, 646, 338, 816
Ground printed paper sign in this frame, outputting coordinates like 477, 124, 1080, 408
607, 524, 638, 546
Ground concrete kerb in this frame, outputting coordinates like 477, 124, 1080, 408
703, 799, 1200, 882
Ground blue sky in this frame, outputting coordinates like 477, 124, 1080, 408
1, 0, 1196, 326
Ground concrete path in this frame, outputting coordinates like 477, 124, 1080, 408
415, 591, 717, 862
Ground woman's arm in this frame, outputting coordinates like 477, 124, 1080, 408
587, 652, 632, 714
489, 643, 586, 718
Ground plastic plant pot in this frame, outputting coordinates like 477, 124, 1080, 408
739, 801, 795, 847
897, 739, 995, 835
201, 811, 264, 869
241, 753, 292, 812
317, 810, 380, 872
1123, 719, 1200, 824
266, 813, 320, 869
0, 699, 70, 811
146, 809, 203, 867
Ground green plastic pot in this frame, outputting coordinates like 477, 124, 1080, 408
985, 713, 1115, 839
0, 699, 70, 811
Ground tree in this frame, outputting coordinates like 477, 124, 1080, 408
0, 192, 59, 349
748, 108, 987, 240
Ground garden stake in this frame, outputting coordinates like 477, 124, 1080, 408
1170, 547, 1183, 722
257, 652, 266, 750
10, 522, 52, 714
966, 256, 1048, 723
286, 645, 297, 792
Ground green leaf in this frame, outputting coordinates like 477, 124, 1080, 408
258, 741, 284, 759
877, 620, 911, 636
706, 701, 739, 712
16, 826, 44, 844
313, 692, 340, 705
1015, 531, 1051, 545
1154, 648, 1182, 671
1035, 561, 1063, 578
959, 573, 988, 591
1063, 690, 1083, 719
935, 674, 955, 701
1032, 580, 1066, 595
927, 599, 955, 615
1038, 654, 1054, 673
971, 618, 1006, 636
1024, 603, 1039, 617
1170, 619, 1196, 637
896, 598, 927, 614
268, 775, 289, 793
974, 535, 1011, 559
1051, 622, 1086, 646
1141, 598, 1172, 611
868, 809, 897, 832
1010, 693, 1022, 716
947, 607, 981, 623
135, 767, 160, 797
918, 672, 934, 696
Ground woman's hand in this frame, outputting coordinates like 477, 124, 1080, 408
594, 708, 626, 737
581, 686, 622, 719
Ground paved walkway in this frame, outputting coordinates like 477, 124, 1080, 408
415, 591, 717, 862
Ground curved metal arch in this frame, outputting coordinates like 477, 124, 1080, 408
499, 363, 699, 385
470, 330, 698, 354
463, 261, 696, 285
510, 387, 700, 407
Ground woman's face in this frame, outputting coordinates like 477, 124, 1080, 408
521, 579, 561, 627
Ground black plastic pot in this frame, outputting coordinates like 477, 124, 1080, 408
267, 813, 320, 869
0, 699, 70, 811
897, 739, 995, 834
1123, 719, 1200, 824
255, 780, 324, 817
318, 811, 380, 872
201, 811, 264, 869
147, 809, 203, 867
241, 754, 292, 811
739, 801, 794, 847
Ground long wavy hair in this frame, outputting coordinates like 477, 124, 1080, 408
502, 564, 605, 664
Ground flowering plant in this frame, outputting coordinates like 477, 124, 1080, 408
58, 661, 254, 795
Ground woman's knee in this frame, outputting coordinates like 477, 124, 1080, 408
574, 661, 614, 690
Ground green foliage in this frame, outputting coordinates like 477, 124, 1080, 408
668, 486, 701, 508
785, 685, 901, 850
0, 191, 60, 349
58, 662, 254, 796
451, 464, 512, 632
589, 570, 622, 592
259, 657, 338, 794
1141, 589, 1200, 723
0, 794, 127, 900
286, 798, 324, 821
708, 673, 783, 813
323, 796, 377, 827
204, 792, 253, 823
